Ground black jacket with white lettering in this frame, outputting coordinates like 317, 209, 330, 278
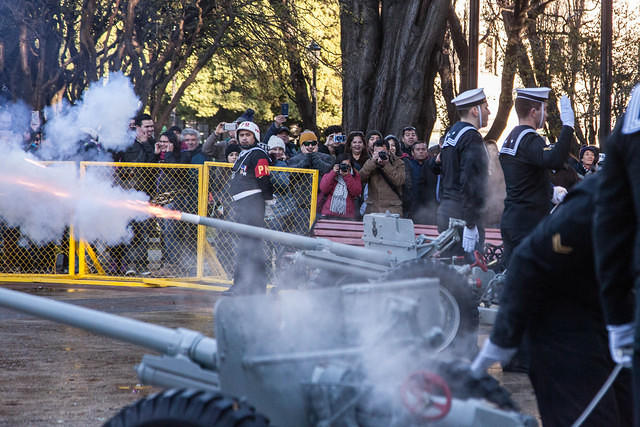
229, 145, 274, 201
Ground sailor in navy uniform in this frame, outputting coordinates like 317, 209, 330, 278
471, 175, 632, 426
437, 88, 490, 255
227, 120, 274, 295
593, 84, 640, 426
499, 88, 575, 268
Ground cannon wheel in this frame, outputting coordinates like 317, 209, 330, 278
385, 259, 479, 356
104, 388, 269, 427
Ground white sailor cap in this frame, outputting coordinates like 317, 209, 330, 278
516, 87, 551, 103
451, 88, 487, 108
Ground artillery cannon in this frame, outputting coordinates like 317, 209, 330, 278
182, 211, 497, 350
0, 212, 527, 425
0, 279, 534, 426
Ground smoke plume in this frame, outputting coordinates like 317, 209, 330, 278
0, 73, 150, 244
0, 150, 148, 244
40, 71, 139, 160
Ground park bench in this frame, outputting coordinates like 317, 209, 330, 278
311, 218, 503, 260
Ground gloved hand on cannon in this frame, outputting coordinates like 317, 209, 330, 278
607, 323, 634, 368
462, 225, 479, 253
470, 338, 518, 378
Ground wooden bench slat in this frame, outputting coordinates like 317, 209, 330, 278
311, 219, 503, 247
313, 230, 364, 238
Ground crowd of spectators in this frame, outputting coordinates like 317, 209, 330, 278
2, 102, 603, 234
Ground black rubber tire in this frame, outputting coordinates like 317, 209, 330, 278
104, 388, 270, 427
384, 259, 479, 357
433, 359, 520, 411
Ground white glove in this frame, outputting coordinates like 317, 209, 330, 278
551, 186, 567, 205
462, 225, 479, 253
607, 323, 634, 367
470, 338, 518, 378
560, 95, 575, 128
264, 199, 275, 218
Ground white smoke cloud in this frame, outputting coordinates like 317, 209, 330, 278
40, 71, 139, 160
0, 73, 152, 245
0, 150, 149, 244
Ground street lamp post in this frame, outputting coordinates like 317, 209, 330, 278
308, 41, 321, 129
600, 0, 612, 147
468, 0, 479, 90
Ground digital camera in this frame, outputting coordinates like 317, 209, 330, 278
378, 151, 388, 161
339, 163, 350, 172
334, 134, 346, 143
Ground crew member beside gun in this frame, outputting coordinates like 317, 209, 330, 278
226, 121, 274, 295
499, 88, 575, 268
471, 176, 632, 427
435, 88, 489, 255
593, 84, 640, 427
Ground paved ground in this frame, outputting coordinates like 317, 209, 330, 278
0, 282, 539, 426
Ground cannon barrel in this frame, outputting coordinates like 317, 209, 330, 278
0, 286, 217, 369
178, 212, 388, 263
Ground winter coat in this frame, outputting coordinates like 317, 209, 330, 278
406, 157, 438, 225
573, 161, 598, 179
117, 139, 156, 163
359, 153, 405, 215
319, 169, 362, 218
203, 133, 229, 162
179, 145, 208, 165
269, 159, 296, 222
287, 151, 334, 177
114, 138, 157, 195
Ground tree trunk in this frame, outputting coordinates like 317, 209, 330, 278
485, 0, 529, 142
341, 0, 449, 140
447, 3, 469, 94
438, 31, 457, 129
340, 0, 382, 132
269, 0, 316, 133
523, 7, 565, 144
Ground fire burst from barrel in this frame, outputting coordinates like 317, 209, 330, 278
1, 168, 181, 221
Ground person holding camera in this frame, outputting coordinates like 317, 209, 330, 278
261, 114, 288, 145
319, 154, 362, 219
203, 108, 255, 161
359, 139, 405, 215
320, 125, 345, 156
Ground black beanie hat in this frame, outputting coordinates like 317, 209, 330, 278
225, 144, 241, 157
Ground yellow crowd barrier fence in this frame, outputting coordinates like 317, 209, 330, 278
0, 161, 319, 288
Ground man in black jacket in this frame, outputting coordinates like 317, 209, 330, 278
593, 85, 640, 426
111, 113, 157, 276
437, 88, 490, 254
227, 121, 274, 295
116, 113, 156, 163
499, 88, 574, 267
472, 175, 631, 426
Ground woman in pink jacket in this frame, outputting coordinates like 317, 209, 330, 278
319, 154, 362, 218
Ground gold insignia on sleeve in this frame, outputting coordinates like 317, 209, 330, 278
552, 233, 573, 254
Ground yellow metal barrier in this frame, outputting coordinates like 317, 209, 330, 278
202, 162, 319, 282
0, 160, 319, 288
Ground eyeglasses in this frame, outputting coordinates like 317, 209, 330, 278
302, 141, 318, 147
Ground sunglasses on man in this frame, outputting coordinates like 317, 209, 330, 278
302, 140, 318, 147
